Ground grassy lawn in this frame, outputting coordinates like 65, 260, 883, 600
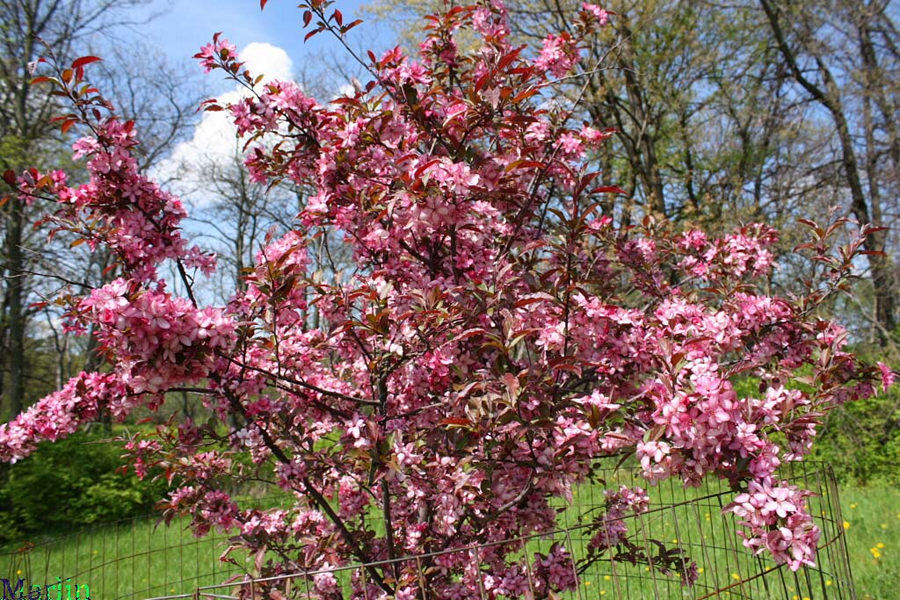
0, 515, 234, 599
0, 481, 896, 599
838, 484, 900, 600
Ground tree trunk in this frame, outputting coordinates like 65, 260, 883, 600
760, 0, 896, 337
4, 199, 25, 419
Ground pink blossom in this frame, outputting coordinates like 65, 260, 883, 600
196, 37, 237, 73
725, 479, 819, 570
535, 33, 579, 77
582, 3, 611, 26
878, 362, 895, 391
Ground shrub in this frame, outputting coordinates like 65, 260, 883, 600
808, 385, 900, 485
0, 431, 167, 543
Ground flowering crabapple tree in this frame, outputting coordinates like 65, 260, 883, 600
0, 0, 894, 597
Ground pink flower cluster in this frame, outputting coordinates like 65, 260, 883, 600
588, 486, 650, 551
725, 479, 820, 570
536, 545, 578, 591
878, 362, 896, 390
43, 119, 215, 281
0, 372, 120, 462
76, 279, 235, 394
676, 224, 777, 281
535, 33, 579, 78
196, 35, 237, 73
582, 3, 611, 25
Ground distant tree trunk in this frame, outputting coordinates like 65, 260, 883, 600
858, 14, 899, 339
3, 200, 25, 419
1, 1, 37, 419
760, 0, 896, 337
616, 18, 666, 216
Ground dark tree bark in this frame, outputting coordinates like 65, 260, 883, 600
759, 0, 897, 337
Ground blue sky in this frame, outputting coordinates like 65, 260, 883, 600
130, 0, 400, 197
133, 0, 395, 91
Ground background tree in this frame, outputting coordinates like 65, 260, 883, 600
0, 0, 201, 419
758, 0, 899, 339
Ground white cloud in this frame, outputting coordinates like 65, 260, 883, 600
154, 42, 294, 204
242, 42, 293, 83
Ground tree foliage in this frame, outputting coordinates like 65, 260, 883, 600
0, 1, 893, 596
0, 429, 167, 542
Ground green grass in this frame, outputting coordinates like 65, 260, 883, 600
555, 469, 859, 600
838, 484, 900, 600
0, 515, 233, 599
1, 481, 897, 599
0, 494, 291, 599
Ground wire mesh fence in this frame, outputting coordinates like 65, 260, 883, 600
0, 461, 854, 599
0, 510, 236, 599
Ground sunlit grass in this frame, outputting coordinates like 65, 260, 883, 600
0, 480, 895, 599
0, 515, 233, 599
838, 484, 900, 600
